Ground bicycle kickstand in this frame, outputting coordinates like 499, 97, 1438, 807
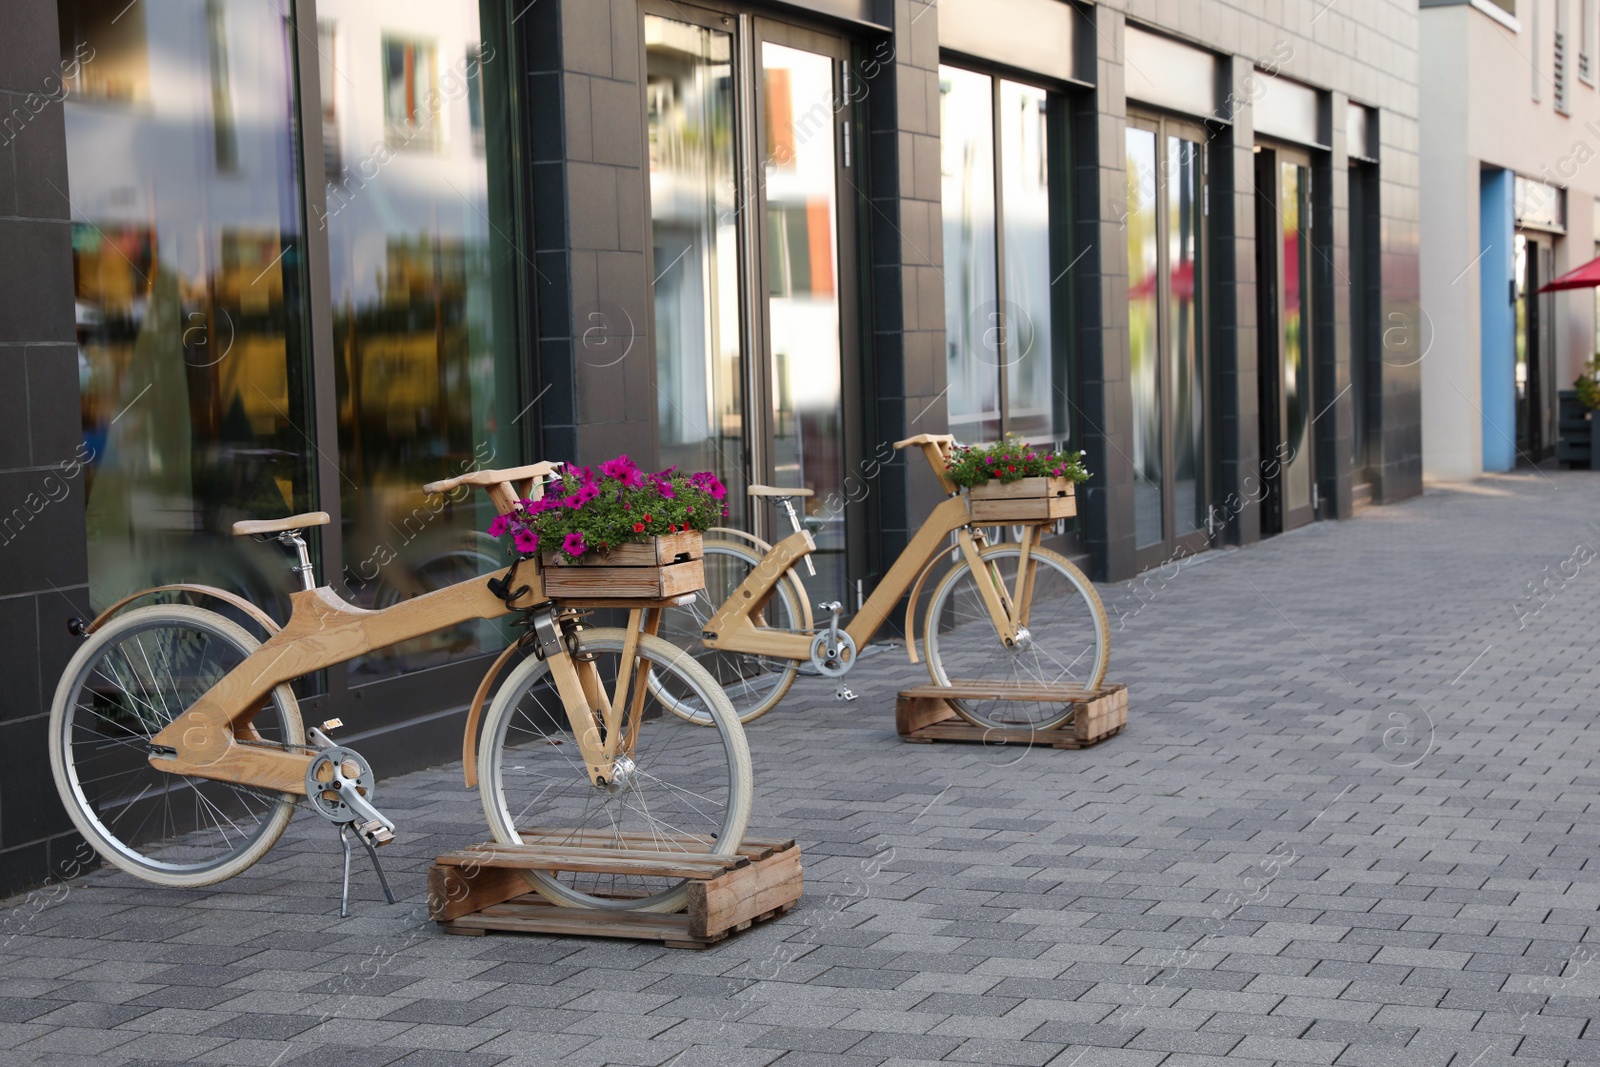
338, 824, 397, 919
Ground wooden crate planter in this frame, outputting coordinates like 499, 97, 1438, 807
428, 833, 802, 949
539, 530, 704, 599
967, 478, 1077, 523
896, 682, 1127, 749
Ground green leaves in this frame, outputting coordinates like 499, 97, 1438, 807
944, 434, 1090, 488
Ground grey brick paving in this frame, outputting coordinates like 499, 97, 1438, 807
3, 470, 1600, 1065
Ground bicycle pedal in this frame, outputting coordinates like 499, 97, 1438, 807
357, 820, 394, 847
835, 686, 857, 702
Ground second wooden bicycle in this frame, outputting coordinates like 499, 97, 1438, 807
655, 434, 1112, 729
47, 464, 752, 914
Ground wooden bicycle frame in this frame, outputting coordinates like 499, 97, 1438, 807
700, 436, 1041, 662
146, 464, 662, 797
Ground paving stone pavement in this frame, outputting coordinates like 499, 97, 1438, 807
3, 469, 1599, 1067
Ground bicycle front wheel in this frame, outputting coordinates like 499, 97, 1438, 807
49, 605, 304, 887
478, 629, 753, 912
923, 544, 1110, 730
654, 540, 805, 724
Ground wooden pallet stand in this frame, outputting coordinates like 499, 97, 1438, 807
896, 681, 1127, 749
428, 832, 801, 949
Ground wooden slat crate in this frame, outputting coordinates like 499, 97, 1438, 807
967, 477, 1077, 523
540, 530, 705, 598
428, 833, 801, 949
896, 681, 1127, 749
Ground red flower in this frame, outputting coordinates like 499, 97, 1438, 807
1007, 466, 1016, 473
668, 523, 677, 532
633, 522, 645, 533
642, 514, 652, 522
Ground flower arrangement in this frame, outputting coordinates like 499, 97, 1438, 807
487, 455, 728, 563
1577, 355, 1600, 411
945, 435, 1090, 488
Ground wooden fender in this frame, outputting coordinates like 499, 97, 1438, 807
462, 640, 524, 789
901, 547, 960, 665
84, 584, 283, 637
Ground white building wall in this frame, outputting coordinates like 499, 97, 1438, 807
1421, 0, 1600, 479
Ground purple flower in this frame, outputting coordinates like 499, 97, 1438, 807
599, 454, 646, 488
513, 529, 539, 554
488, 514, 512, 538
562, 494, 583, 509
563, 531, 587, 557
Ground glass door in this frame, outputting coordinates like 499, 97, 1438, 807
1255, 144, 1317, 534
755, 21, 855, 611
644, 3, 859, 611
1125, 115, 1210, 568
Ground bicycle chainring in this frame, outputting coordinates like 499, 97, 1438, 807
808, 630, 857, 678
304, 746, 377, 825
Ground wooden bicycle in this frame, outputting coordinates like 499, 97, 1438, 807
48, 464, 752, 914
656, 435, 1112, 728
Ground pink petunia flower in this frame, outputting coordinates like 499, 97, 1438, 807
488, 514, 512, 537
512, 529, 539, 554
563, 531, 587, 557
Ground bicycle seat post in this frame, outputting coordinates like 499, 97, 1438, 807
778, 497, 817, 578
278, 530, 316, 591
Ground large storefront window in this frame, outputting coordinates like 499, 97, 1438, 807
62, 0, 525, 687
939, 64, 1071, 447
62, 0, 318, 617
319, 1, 522, 681
1125, 115, 1209, 563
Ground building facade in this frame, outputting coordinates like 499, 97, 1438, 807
0, 0, 1422, 896
1422, 0, 1600, 479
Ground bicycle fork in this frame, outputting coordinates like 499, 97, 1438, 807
526, 604, 642, 789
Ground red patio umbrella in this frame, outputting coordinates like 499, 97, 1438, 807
1537, 253, 1600, 292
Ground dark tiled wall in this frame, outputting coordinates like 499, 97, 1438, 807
863, 0, 945, 599
521, 0, 656, 468
0, 0, 91, 898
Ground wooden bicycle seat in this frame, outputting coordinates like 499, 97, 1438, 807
748, 484, 815, 498
231, 512, 330, 537
423, 462, 562, 496
893, 433, 956, 450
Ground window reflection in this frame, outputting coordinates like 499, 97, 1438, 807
763, 42, 846, 609
940, 67, 1000, 443
1000, 81, 1063, 443
1281, 162, 1312, 512
1125, 128, 1163, 548
319, 1, 522, 680
1169, 137, 1203, 533
645, 16, 745, 534
62, 0, 318, 619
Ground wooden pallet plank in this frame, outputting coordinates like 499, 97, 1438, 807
512, 828, 793, 861
435, 843, 745, 879
428, 862, 532, 923
896, 685, 1128, 749
689, 846, 803, 938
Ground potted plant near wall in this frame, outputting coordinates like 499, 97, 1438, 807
1558, 357, 1600, 469
487, 456, 727, 598
945, 436, 1091, 522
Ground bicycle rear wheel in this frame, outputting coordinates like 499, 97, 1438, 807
478, 629, 752, 912
923, 544, 1110, 730
49, 605, 304, 887
654, 540, 805, 724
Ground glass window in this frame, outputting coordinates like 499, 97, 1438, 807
938, 65, 1073, 448
645, 15, 745, 534
61, 0, 318, 619
320, 1, 523, 681
1281, 160, 1312, 514
1126, 118, 1210, 554
1125, 127, 1162, 548
940, 66, 999, 444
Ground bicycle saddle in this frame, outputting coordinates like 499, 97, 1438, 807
231, 512, 331, 536
748, 484, 814, 498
